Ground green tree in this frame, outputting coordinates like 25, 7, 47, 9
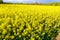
0, 0, 3, 3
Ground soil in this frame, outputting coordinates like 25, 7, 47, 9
55, 33, 60, 40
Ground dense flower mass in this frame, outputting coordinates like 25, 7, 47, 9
0, 4, 60, 40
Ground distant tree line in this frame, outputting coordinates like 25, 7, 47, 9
0, 0, 3, 3
49, 2, 60, 6
0, 0, 60, 6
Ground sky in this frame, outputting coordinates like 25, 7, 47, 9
3, 0, 60, 3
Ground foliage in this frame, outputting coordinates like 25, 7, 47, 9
0, 0, 3, 3
0, 4, 60, 40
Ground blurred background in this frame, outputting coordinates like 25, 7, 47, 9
2, 0, 60, 3
0, 0, 60, 5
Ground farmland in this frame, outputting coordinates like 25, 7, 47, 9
0, 4, 60, 40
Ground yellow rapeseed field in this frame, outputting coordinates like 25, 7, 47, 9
0, 4, 60, 40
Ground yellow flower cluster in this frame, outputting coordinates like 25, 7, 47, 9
0, 4, 60, 40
